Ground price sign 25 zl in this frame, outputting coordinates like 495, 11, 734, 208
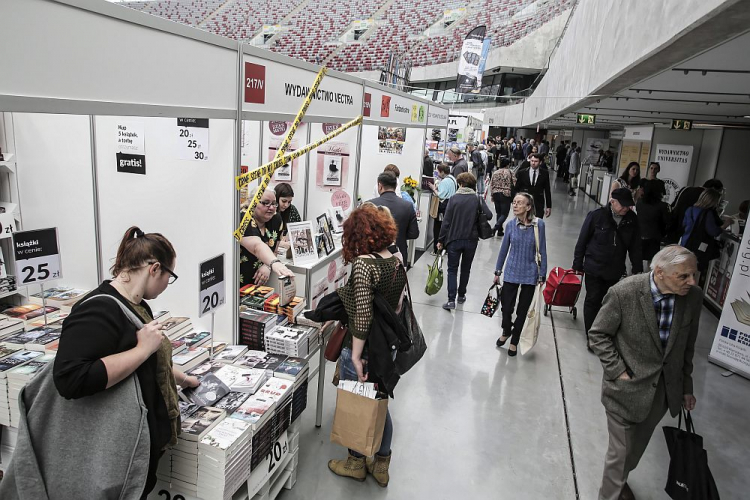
13, 228, 62, 286
177, 118, 209, 161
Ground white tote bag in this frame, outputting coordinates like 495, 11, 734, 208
519, 223, 543, 355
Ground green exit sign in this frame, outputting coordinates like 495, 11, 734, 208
577, 113, 596, 124
671, 119, 692, 130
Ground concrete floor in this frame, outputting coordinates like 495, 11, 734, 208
281, 172, 750, 500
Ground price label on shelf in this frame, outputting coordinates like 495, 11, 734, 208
0, 213, 17, 240
199, 254, 225, 318
13, 228, 62, 286
247, 431, 289, 495
177, 118, 209, 161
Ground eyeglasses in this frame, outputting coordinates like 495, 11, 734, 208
148, 262, 179, 285
259, 200, 278, 208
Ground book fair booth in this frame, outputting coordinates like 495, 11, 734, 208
0, 1, 449, 499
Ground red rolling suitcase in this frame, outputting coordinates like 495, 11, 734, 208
542, 267, 583, 319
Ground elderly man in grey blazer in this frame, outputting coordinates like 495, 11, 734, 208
589, 245, 701, 500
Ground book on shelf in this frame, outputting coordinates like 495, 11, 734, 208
162, 316, 192, 340
229, 394, 275, 430
3, 324, 62, 350
179, 400, 200, 420
239, 284, 275, 299
172, 347, 210, 372
171, 339, 187, 355
0, 316, 25, 339
0, 350, 44, 377
233, 350, 268, 368
25, 314, 67, 330
214, 364, 267, 394
214, 344, 248, 363
186, 359, 225, 378
212, 391, 251, 414
176, 330, 211, 349
0, 345, 20, 360
210, 342, 228, 357
256, 377, 293, 405
25, 331, 62, 351
274, 357, 308, 381
240, 295, 267, 311
180, 373, 230, 407
198, 418, 251, 460
180, 406, 226, 442
2, 304, 60, 323
253, 354, 287, 377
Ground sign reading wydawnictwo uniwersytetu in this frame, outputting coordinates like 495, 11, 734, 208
177, 118, 210, 162
13, 228, 62, 286
199, 254, 225, 318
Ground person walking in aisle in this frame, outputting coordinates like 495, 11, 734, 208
590, 245, 701, 500
477, 144, 489, 195
568, 146, 581, 196
556, 141, 567, 172
514, 153, 552, 218
573, 188, 643, 338
494, 192, 548, 357
679, 188, 732, 275
328, 204, 407, 487
2, 227, 201, 499
490, 157, 516, 236
437, 172, 493, 310
447, 145, 469, 177
636, 182, 670, 269
368, 172, 419, 265
429, 163, 458, 254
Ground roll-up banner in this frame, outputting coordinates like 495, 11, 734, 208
456, 26, 487, 94
709, 226, 750, 380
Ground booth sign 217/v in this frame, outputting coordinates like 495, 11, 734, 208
13, 228, 62, 286
199, 254, 225, 318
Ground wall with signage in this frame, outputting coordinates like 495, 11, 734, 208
261, 121, 309, 216
647, 127, 704, 196
714, 128, 750, 215
95, 116, 237, 339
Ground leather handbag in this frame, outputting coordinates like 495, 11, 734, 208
476, 195, 493, 240
324, 321, 348, 362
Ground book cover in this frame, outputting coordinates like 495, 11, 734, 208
0, 350, 43, 375
181, 407, 225, 440
212, 391, 251, 414
274, 357, 307, 380
182, 373, 230, 407
254, 354, 287, 373
199, 418, 250, 452
214, 345, 248, 363
234, 350, 267, 368
257, 377, 293, 403
187, 360, 224, 378
229, 395, 275, 427
173, 347, 208, 366
179, 401, 200, 420
162, 316, 190, 332
179, 331, 211, 349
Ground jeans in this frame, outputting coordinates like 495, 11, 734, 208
492, 192, 511, 232
500, 282, 536, 345
584, 274, 620, 334
339, 347, 392, 458
473, 169, 486, 195
446, 239, 478, 301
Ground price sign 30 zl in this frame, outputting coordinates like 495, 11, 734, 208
13, 228, 62, 286
177, 118, 210, 161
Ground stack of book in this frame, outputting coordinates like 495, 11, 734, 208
214, 364, 267, 394
162, 317, 193, 340
240, 295, 267, 311
0, 350, 43, 426
173, 347, 210, 372
0, 316, 24, 340
0, 276, 17, 296
197, 418, 253, 500
264, 325, 313, 358
273, 357, 308, 381
254, 354, 288, 378
171, 338, 187, 355
212, 391, 251, 414
172, 407, 226, 495
290, 361, 311, 424
187, 359, 225, 379
278, 297, 306, 323
4, 324, 63, 351
233, 350, 268, 368
239, 284, 275, 300
262, 294, 280, 314
214, 345, 248, 364
176, 330, 211, 349
238, 310, 279, 350
1, 304, 61, 327
7, 353, 55, 427
29, 287, 88, 312
181, 373, 230, 407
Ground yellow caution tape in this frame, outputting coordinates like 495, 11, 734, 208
234, 66, 328, 242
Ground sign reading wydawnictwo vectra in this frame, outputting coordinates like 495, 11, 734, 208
242, 56, 362, 119
199, 254, 225, 318
13, 228, 62, 286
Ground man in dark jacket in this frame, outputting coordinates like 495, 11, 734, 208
447, 146, 468, 177
369, 172, 419, 264
422, 148, 434, 178
514, 154, 552, 218
573, 188, 643, 337
556, 141, 567, 172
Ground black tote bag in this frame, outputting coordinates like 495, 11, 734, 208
476, 195, 493, 240
663, 410, 720, 500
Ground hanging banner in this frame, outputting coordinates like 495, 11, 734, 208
709, 227, 750, 380
456, 26, 486, 94
653, 144, 693, 204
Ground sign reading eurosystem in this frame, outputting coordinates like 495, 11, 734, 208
653, 144, 693, 204
709, 226, 750, 380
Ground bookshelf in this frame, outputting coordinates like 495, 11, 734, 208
0, 113, 25, 305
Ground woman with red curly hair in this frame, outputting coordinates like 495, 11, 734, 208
328, 203, 406, 488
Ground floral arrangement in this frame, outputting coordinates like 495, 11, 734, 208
401, 176, 420, 200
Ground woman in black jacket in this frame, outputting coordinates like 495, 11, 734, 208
636, 182, 670, 268
437, 172, 493, 310
53, 226, 199, 498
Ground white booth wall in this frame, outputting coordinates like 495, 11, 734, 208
94, 116, 236, 340
358, 125, 425, 202
14, 113, 100, 290
259, 121, 309, 217
306, 122, 359, 219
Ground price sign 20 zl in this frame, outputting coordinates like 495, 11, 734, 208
13, 228, 62, 286
177, 118, 209, 161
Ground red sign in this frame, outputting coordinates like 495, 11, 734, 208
269, 121, 287, 136
363, 93, 372, 117
240, 165, 248, 174
322, 123, 341, 135
331, 190, 351, 211
244, 63, 266, 104
380, 95, 391, 118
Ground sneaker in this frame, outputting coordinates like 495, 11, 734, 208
457, 295, 466, 304
442, 301, 456, 310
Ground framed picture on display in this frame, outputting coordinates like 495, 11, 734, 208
316, 214, 335, 255
328, 206, 346, 233
315, 234, 326, 258
287, 222, 318, 266
323, 155, 342, 186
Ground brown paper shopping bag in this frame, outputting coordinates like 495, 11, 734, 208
330, 388, 389, 456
